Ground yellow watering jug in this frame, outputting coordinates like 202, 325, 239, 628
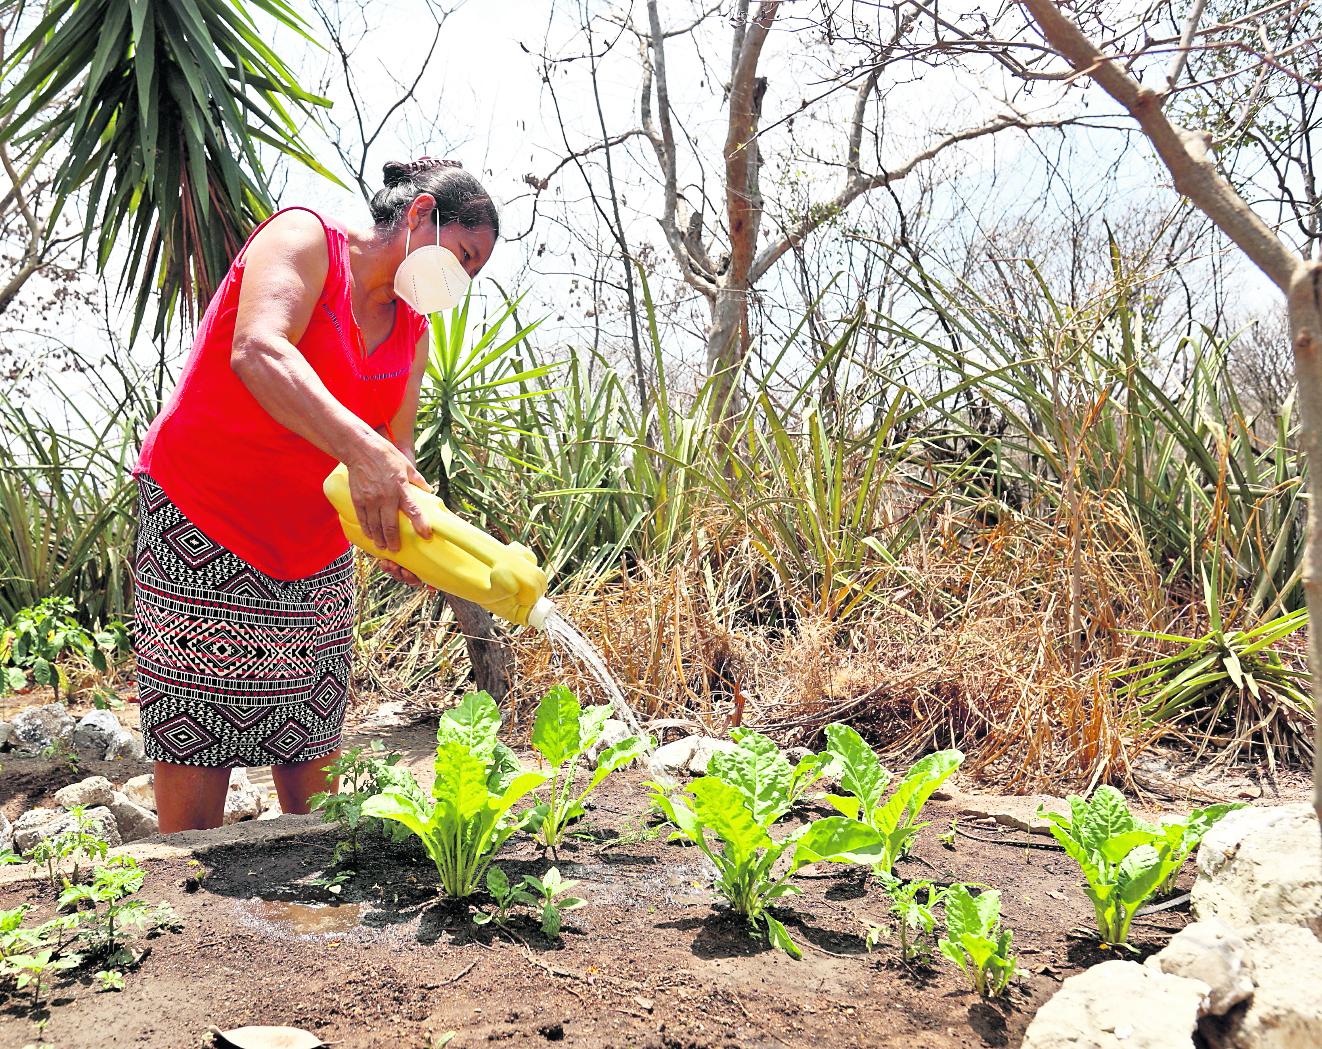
323, 464, 554, 628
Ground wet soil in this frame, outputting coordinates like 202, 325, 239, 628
0, 754, 1196, 1049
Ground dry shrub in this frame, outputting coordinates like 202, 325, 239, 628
506, 487, 1173, 792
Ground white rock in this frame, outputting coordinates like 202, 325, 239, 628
223, 768, 265, 825
651, 735, 739, 777
53, 775, 116, 810
960, 794, 1071, 836
104, 729, 145, 762
1145, 917, 1255, 1016
1223, 923, 1322, 1049
107, 791, 158, 843
0, 721, 12, 748
1021, 959, 1208, 1049
586, 718, 635, 769
1192, 804, 1322, 934
16, 805, 120, 852
72, 709, 122, 754
0, 810, 12, 852
257, 794, 284, 821
9, 704, 75, 751
122, 774, 156, 811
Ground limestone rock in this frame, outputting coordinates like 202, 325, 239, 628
223, 768, 265, 825
1022, 960, 1208, 1049
1192, 804, 1322, 934
0, 721, 12, 748
122, 774, 156, 811
16, 805, 120, 851
107, 791, 158, 843
104, 728, 145, 762
54, 775, 116, 810
0, 810, 12, 853
10, 703, 75, 752
651, 735, 739, 777
959, 794, 1071, 836
258, 794, 284, 821
71, 710, 122, 754
1222, 923, 1322, 1049
1145, 917, 1255, 1016
586, 718, 636, 769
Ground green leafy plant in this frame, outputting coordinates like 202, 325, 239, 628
25, 807, 108, 889
706, 729, 834, 823
518, 866, 587, 940
362, 691, 547, 898
1037, 786, 1182, 946
821, 724, 964, 875
472, 866, 523, 928
649, 775, 883, 958
59, 856, 167, 965
95, 969, 125, 991
1153, 803, 1246, 894
309, 740, 417, 864
520, 685, 650, 847
2, 948, 79, 1006
875, 875, 949, 963
0, 597, 129, 702
938, 885, 1021, 996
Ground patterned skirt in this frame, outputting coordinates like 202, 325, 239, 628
132, 475, 355, 768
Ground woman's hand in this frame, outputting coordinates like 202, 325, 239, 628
344, 434, 433, 552
376, 558, 427, 587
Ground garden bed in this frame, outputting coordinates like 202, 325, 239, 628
0, 752, 1197, 1049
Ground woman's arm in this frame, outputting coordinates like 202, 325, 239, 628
375, 332, 433, 587
229, 210, 431, 552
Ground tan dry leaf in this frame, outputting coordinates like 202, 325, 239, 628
209, 1026, 324, 1049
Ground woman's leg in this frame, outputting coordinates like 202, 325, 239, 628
154, 762, 230, 832
272, 749, 341, 814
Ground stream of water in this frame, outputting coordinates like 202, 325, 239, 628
540, 609, 668, 779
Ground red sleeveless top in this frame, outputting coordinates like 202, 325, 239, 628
135, 208, 428, 580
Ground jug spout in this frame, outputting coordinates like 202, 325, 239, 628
323, 464, 550, 627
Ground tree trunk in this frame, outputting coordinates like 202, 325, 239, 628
444, 593, 511, 706
707, 287, 747, 423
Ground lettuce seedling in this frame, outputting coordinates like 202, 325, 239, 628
822, 724, 963, 875
1037, 786, 1182, 945
521, 685, 651, 847
364, 692, 548, 898
650, 776, 884, 958
938, 885, 1020, 996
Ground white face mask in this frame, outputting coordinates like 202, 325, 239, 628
393, 220, 470, 314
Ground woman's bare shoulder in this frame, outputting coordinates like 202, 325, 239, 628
245, 209, 330, 274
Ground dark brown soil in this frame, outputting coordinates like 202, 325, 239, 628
0, 752, 1195, 1049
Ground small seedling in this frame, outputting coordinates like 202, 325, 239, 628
938, 885, 1022, 996
95, 969, 125, 991
472, 866, 527, 928
3, 949, 79, 1006
520, 867, 586, 940
309, 740, 416, 864
878, 875, 948, 963
25, 808, 108, 889
306, 871, 352, 895
939, 819, 958, 849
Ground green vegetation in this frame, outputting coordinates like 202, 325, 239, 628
938, 885, 1021, 996
362, 692, 547, 898
309, 740, 417, 864
0, 597, 129, 702
520, 685, 650, 847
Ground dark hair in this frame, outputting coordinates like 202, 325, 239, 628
369, 157, 499, 238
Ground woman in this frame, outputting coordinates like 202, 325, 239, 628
133, 158, 498, 832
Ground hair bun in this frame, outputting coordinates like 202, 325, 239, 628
381, 160, 412, 187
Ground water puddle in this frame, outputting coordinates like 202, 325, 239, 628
240, 898, 368, 936
560, 859, 714, 908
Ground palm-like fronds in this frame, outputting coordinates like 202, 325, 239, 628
0, 0, 335, 336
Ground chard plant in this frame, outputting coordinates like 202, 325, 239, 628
363, 692, 547, 898
521, 685, 650, 847
707, 729, 835, 821
1037, 786, 1187, 946
822, 724, 963, 875
938, 885, 1021, 996
1153, 802, 1246, 894
650, 776, 883, 958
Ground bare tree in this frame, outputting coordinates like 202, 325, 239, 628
1011, 0, 1322, 830
526, 1, 1071, 424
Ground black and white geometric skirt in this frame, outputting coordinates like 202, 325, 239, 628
132, 474, 355, 768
